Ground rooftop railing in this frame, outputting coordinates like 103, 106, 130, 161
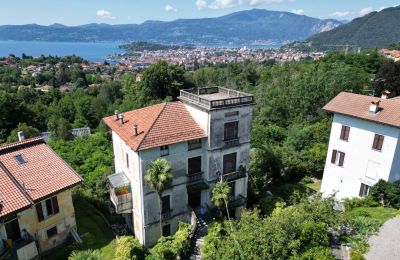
179, 87, 254, 110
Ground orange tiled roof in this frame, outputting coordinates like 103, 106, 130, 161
0, 137, 82, 219
323, 92, 400, 128
103, 102, 207, 151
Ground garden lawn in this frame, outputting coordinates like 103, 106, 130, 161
45, 196, 116, 260
345, 206, 400, 224
305, 180, 322, 192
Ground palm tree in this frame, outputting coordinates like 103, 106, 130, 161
145, 158, 173, 236
211, 181, 232, 220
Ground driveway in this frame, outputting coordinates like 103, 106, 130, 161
365, 215, 400, 260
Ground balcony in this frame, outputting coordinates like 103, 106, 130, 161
224, 138, 239, 148
220, 169, 247, 182
228, 194, 247, 209
178, 87, 255, 111
161, 209, 173, 220
187, 172, 209, 191
108, 172, 133, 214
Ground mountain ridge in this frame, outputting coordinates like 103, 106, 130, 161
289, 6, 400, 50
0, 9, 342, 46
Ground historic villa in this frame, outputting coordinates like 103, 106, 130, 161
104, 87, 254, 246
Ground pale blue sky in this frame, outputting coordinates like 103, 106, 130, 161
0, 0, 399, 26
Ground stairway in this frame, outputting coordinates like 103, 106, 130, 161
185, 213, 213, 260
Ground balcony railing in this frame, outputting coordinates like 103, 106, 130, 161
221, 170, 247, 182
224, 138, 239, 148
110, 190, 133, 214
187, 172, 204, 183
228, 194, 247, 209
161, 209, 173, 220
179, 87, 254, 110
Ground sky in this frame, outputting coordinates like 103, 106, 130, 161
0, 0, 399, 26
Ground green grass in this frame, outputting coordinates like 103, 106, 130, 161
45, 196, 116, 260
345, 206, 400, 224
305, 180, 321, 192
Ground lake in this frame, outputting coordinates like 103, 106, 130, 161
0, 41, 123, 62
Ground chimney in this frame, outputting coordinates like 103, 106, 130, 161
119, 113, 124, 125
133, 124, 139, 136
381, 90, 391, 99
18, 131, 25, 142
369, 100, 381, 114
114, 110, 119, 121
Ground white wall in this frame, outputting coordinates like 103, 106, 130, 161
320, 114, 400, 200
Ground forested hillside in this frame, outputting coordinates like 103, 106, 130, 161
288, 6, 400, 50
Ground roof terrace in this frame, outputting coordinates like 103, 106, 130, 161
178, 87, 254, 110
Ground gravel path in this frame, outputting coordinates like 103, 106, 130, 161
365, 215, 400, 260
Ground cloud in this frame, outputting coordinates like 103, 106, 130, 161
165, 4, 178, 12
330, 11, 351, 18
377, 6, 385, 12
359, 7, 373, 16
96, 9, 115, 19
291, 9, 304, 15
196, 0, 208, 10
204, 0, 288, 10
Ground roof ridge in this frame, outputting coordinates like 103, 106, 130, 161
0, 137, 44, 154
136, 102, 168, 151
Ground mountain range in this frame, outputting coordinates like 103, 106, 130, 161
293, 6, 400, 50
0, 9, 342, 46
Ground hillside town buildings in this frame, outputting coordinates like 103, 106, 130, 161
320, 91, 400, 200
0, 136, 82, 259
104, 87, 254, 246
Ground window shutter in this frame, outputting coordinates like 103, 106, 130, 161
52, 197, 59, 214
359, 184, 365, 197
331, 150, 337, 164
378, 136, 384, 151
373, 134, 379, 149
345, 127, 350, 140
36, 203, 44, 222
339, 152, 345, 167
340, 126, 345, 140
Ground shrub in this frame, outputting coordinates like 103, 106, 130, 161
260, 196, 284, 215
115, 236, 143, 260
299, 246, 335, 260
68, 249, 103, 260
344, 197, 379, 210
300, 176, 313, 185
150, 222, 191, 259
370, 180, 400, 208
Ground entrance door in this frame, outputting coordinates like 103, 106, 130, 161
5, 218, 21, 241
188, 190, 201, 209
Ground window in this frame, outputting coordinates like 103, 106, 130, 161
46, 226, 58, 239
331, 150, 345, 167
161, 195, 171, 213
359, 183, 371, 197
372, 134, 384, 151
223, 153, 237, 174
340, 125, 350, 141
126, 153, 129, 168
188, 156, 202, 175
224, 121, 238, 141
5, 219, 21, 241
162, 224, 171, 236
36, 196, 59, 222
160, 145, 169, 156
14, 154, 27, 165
188, 139, 202, 150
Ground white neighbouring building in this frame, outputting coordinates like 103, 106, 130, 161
103, 87, 254, 247
320, 91, 400, 200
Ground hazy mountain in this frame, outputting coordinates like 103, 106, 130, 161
0, 9, 342, 46
292, 6, 400, 50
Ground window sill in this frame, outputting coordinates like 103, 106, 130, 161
371, 148, 382, 152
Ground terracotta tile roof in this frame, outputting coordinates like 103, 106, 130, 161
103, 102, 207, 151
0, 138, 82, 219
323, 92, 400, 128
